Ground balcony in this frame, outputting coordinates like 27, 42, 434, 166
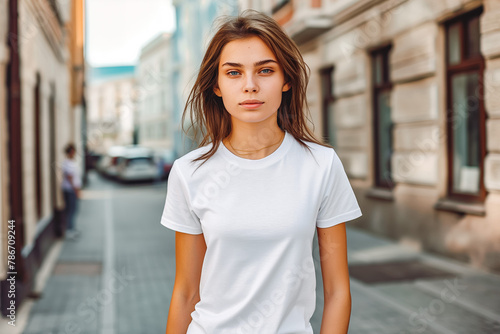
272, 0, 333, 45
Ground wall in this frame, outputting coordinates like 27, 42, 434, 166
251, 0, 500, 270
87, 71, 136, 153
137, 33, 175, 153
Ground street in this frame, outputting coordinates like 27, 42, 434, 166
21, 171, 173, 334
17, 171, 500, 334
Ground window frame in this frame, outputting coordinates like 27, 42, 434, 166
370, 45, 394, 189
444, 7, 487, 203
320, 66, 335, 145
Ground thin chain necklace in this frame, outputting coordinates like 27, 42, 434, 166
228, 132, 285, 156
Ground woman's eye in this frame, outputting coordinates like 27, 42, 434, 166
227, 71, 240, 76
261, 69, 273, 74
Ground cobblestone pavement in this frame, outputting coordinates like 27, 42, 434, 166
15, 171, 500, 334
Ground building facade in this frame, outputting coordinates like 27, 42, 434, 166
86, 66, 136, 154
0, 0, 86, 316
136, 33, 175, 156
171, 0, 239, 157
240, 0, 500, 271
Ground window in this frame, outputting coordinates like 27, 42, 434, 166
445, 7, 486, 202
320, 66, 335, 147
371, 45, 393, 189
272, 0, 290, 14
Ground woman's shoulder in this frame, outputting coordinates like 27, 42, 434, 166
293, 136, 336, 163
171, 142, 215, 172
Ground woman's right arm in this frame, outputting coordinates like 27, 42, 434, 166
166, 231, 206, 334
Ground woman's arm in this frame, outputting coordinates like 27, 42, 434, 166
166, 231, 206, 334
317, 222, 352, 334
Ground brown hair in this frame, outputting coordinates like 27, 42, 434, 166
182, 9, 332, 167
65, 143, 76, 155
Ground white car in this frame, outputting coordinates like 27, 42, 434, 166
96, 146, 127, 177
116, 153, 158, 182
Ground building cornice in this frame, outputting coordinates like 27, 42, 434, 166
281, 0, 410, 45
25, 0, 65, 62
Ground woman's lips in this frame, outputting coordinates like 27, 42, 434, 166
240, 101, 264, 109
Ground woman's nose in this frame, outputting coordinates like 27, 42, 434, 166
244, 75, 258, 93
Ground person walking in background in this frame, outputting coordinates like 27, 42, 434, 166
62, 143, 81, 240
161, 10, 362, 334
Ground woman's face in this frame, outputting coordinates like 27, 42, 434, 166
214, 35, 290, 126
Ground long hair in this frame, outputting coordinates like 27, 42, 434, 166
182, 9, 332, 167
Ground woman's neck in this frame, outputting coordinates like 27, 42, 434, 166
223, 123, 285, 160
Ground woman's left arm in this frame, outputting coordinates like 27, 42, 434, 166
317, 222, 352, 334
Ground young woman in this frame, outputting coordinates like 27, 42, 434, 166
161, 10, 362, 334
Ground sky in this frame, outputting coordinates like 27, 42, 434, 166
86, 0, 176, 67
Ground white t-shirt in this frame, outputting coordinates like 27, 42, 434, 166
160, 130, 362, 333
62, 158, 82, 191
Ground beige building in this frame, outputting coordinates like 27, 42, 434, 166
86, 66, 136, 154
0, 0, 86, 316
240, 0, 500, 271
136, 33, 175, 155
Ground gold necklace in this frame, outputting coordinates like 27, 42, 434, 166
228, 132, 285, 155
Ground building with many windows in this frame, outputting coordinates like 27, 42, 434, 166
0, 0, 86, 316
136, 33, 175, 157
240, 0, 500, 270
86, 66, 136, 154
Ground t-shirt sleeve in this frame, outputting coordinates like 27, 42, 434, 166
316, 149, 362, 228
160, 160, 203, 235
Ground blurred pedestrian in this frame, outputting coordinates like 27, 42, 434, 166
161, 10, 362, 334
62, 143, 81, 240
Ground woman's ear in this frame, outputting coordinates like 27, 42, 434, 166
214, 85, 222, 97
282, 82, 291, 92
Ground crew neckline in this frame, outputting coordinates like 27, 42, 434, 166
219, 131, 293, 169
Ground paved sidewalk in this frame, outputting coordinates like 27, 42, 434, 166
3, 170, 499, 333
343, 228, 500, 334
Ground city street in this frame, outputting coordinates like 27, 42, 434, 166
2, 1, 500, 333
14, 171, 500, 334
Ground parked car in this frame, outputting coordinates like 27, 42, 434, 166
116, 152, 157, 182
96, 146, 127, 178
